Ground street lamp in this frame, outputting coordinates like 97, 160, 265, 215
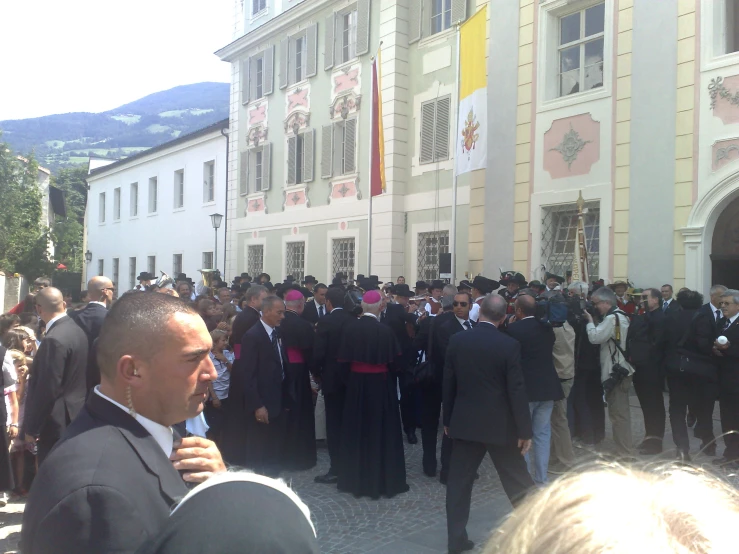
210, 213, 223, 271
85, 250, 92, 263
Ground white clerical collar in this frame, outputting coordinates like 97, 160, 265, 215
93, 386, 174, 457
45, 313, 66, 332
89, 301, 107, 308
362, 313, 379, 320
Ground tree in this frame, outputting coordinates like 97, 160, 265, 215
0, 139, 55, 280
50, 166, 88, 273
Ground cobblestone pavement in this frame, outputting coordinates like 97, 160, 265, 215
2, 392, 738, 553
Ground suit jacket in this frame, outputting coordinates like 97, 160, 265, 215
718, 317, 739, 393
629, 308, 668, 380
313, 308, 354, 394
242, 321, 289, 416
663, 299, 681, 315
443, 322, 532, 445
229, 306, 261, 350
23, 316, 89, 445
505, 317, 564, 402
698, 303, 724, 337
301, 299, 326, 325
381, 303, 417, 370
21, 392, 187, 554
434, 315, 473, 382
70, 302, 108, 390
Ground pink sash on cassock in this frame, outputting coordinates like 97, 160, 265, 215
233, 344, 241, 359
287, 347, 305, 363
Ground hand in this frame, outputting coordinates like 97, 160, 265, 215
518, 439, 532, 456
216, 322, 229, 331
170, 436, 226, 483
7, 426, 18, 440
444, 426, 449, 436
583, 310, 594, 323
715, 339, 731, 351
508, 314, 517, 324
214, 352, 227, 362
24, 433, 36, 445
255, 406, 269, 424
212, 398, 222, 409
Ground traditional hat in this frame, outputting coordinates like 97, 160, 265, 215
137, 271, 154, 281
257, 273, 271, 282
357, 275, 382, 290
363, 290, 382, 304
415, 280, 429, 290
458, 280, 472, 291
528, 280, 545, 291
302, 275, 317, 285
545, 272, 565, 285
471, 275, 500, 294
175, 273, 189, 283
393, 283, 413, 297
608, 280, 629, 291
369, 275, 383, 284
240, 272, 251, 279
500, 272, 528, 287
285, 275, 296, 283
429, 280, 445, 292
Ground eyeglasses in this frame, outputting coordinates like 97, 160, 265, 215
719, 301, 736, 306
453, 301, 469, 307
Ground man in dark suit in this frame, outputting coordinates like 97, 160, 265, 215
242, 295, 290, 476
302, 283, 328, 324
444, 294, 534, 554
505, 294, 563, 486
229, 285, 268, 351
660, 284, 681, 315
23, 288, 89, 464
70, 276, 113, 390
699, 284, 728, 336
313, 286, 353, 483
21, 292, 225, 554
713, 289, 739, 468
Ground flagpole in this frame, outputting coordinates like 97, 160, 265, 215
367, 41, 383, 276
450, 24, 461, 285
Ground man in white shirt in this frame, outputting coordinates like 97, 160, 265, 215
468, 276, 500, 323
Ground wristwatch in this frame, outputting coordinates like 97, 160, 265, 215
9, 424, 18, 428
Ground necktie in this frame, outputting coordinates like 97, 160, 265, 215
716, 309, 722, 321
463, 321, 471, 330
271, 330, 284, 380
319, 305, 324, 318
724, 318, 733, 332
662, 301, 668, 312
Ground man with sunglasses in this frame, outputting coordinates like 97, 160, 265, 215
71, 276, 115, 390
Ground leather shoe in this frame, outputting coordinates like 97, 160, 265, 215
676, 449, 692, 464
406, 431, 418, 444
638, 442, 663, 455
700, 442, 717, 457
712, 456, 739, 468
448, 539, 475, 554
314, 472, 338, 484
423, 466, 436, 478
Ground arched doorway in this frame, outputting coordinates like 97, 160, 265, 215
711, 195, 739, 289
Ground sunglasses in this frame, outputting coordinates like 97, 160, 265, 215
453, 301, 469, 307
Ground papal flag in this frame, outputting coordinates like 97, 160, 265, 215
455, 6, 487, 176
570, 192, 590, 283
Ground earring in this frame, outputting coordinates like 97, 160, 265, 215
126, 385, 137, 418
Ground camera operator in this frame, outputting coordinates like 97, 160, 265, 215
584, 286, 635, 456
629, 288, 668, 455
568, 281, 605, 446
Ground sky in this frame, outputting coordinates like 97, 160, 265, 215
0, 0, 233, 121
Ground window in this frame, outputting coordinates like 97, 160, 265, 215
716, 0, 739, 55
129, 257, 136, 289
242, 47, 274, 104
113, 188, 121, 220
431, 0, 452, 35
99, 192, 106, 223
419, 96, 451, 164
248, 245, 264, 276
332, 238, 355, 281
287, 130, 315, 185
252, 0, 266, 15
324, 1, 370, 70
279, 25, 317, 88
202, 251, 214, 270
321, 118, 357, 179
557, 3, 604, 98
112, 258, 119, 289
203, 161, 215, 203
147, 255, 156, 275
174, 169, 185, 209
417, 231, 449, 282
148, 177, 158, 213
285, 242, 305, 282
240, 144, 272, 194
541, 203, 600, 280
98, 259, 104, 276
130, 182, 138, 217
172, 254, 183, 276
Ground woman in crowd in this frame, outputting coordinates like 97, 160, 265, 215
8, 349, 31, 497
0, 314, 20, 339
0, 348, 19, 506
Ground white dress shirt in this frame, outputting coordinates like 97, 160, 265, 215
44, 313, 67, 333
469, 297, 485, 322
88, 301, 107, 308
93, 386, 174, 457
710, 303, 723, 321
455, 316, 472, 329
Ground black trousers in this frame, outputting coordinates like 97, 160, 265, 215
323, 389, 345, 474
633, 377, 666, 444
667, 375, 716, 453
245, 413, 286, 478
446, 439, 533, 549
571, 373, 605, 445
395, 373, 418, 433
420, 383, 452, 475
203, 398, 228, 446
719, 391, 739, 460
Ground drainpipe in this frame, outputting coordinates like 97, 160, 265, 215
221, 125, 229, 275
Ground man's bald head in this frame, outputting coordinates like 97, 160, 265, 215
87, 276, 113, 302
36, 287, 65, 314
515, 294, 537, 317
96, 292, 199, 380
479, 294, 508, 324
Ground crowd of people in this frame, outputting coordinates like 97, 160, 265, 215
1, 268, 738, 553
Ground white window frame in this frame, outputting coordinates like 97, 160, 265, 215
99, 192, 106, 224
203, 160, 215, 204
538, 0, 613, 111
147, 255, 156, 275
113, 187, 121, 221
247, 243, 265, 276
251, 0, 267, 17
285, 241, 306, 282
98, 259, 104, 276
704, 0, 739, 69
174, 169, 185, 209
281, 233, 309, 283
326, 229, 361, 283
129, 257, 137, 290
339, 8, 358, 64
148, 176, 158, 214
419, 95, 451, 165
112, 258, 119, 289
130, 182, 139, 218
173, 253, 183, 276
430, 0, 453, 36
202, 251, 214, 270
555, 3, 605, 99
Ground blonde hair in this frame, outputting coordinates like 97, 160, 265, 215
484, 464, 739, 554
210, 329, 228, 343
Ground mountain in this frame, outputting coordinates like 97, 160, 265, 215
0, 82, 229, 172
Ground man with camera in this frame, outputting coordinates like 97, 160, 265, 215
584, 287, 635, 456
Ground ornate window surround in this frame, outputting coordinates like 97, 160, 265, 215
702, 0, 739, 70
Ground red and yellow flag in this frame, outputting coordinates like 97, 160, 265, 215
370, 49, 386, 197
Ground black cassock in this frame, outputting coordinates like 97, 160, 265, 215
336, 315, 409, 499
280, 310, 317, 470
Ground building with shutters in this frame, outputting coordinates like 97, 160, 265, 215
217, 0, 482, 284
84, 119, 229, 291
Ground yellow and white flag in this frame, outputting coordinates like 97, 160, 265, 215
455, 6, 487, 176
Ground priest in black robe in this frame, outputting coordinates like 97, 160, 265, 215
280, 289, 317, 470
337, 290, 409, 499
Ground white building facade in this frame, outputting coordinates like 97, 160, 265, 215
85, 119, 229, 290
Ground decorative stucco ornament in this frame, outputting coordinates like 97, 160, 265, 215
550, 124, 591, 170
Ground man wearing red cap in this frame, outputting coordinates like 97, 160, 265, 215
280, 289, 317, 470
336, 290, 409, 499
